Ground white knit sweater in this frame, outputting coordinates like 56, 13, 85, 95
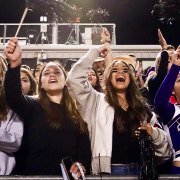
66, 48, 172, 174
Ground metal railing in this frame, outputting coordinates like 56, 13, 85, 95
0, 175, 179, 180
0, 23, 116, 45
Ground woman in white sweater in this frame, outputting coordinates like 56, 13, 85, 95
66, 43, 172, 176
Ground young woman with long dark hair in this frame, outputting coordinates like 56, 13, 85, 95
66, 42, 172, 177
4, 37, 91, 177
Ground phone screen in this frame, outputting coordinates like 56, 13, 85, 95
61, 157, 74, 180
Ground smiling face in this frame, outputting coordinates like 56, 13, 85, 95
110, 61, 130, 92
87, 68, 97, 87
40, 64, 66, 95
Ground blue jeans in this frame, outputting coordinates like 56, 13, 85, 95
111, 163, 139, 175
170, 166, 180, 174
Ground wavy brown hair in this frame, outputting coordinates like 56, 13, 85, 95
103, 60, 152, 133
0, 58, 8, 120
21, 68, 37, 95
90, 67, 102, 92
38, 62, 87, 133
0, 80, 8, 121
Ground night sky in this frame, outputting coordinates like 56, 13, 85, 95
0, 0, 179, 46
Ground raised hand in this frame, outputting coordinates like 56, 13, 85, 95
70, 162, 86, 180
4, 37, 22, 68
171, 45, 180, 66
100, 28, 111, 44
158, 28, 167, 50
96, 43, 111, 58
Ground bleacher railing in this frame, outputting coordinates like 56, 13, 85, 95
0, 175, 179, 180
0, 23, 116, 45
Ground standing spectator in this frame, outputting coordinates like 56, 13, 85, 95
66, 42, 172, 176
87, 67, 102, 92
0, 58, 23, 175
155, 46, 180, 174
148, 50, 171, 106
4, 37, 91, 176
20, 68, 37, 95
32, 62, 45, 85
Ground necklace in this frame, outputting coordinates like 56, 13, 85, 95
120, 103, 128, 111
118, 96, 129, 111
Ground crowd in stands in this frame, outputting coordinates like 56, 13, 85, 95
0, 28, 180, 179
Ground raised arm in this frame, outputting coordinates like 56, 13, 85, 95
4, 37, 21, 68
100, 28, 112, 68
66, 44, 109, 122
155, 46, 180, 124
4, 38, 36, 116
158, 28, 168, 50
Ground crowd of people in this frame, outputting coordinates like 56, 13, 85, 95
0, 28, 180, 179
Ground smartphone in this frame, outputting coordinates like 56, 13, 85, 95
61, 156, 74, 180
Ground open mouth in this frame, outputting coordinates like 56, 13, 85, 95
116, 76, 125, 82
49, 79, 57, 83
88, 77, 92, 81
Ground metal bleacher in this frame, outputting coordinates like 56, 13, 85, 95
0, 23, 161, 69
0, 175, 180, 180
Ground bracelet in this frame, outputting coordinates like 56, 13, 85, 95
95, 48, 100, 55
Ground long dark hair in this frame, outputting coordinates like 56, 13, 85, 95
0, 80, 8, 121
0, 59, 8, 121
38, 62, 87, 133
104, 60, 152, 133
21, 68, 37, 95
91, 67, 102, 92
32, 62, 45, 78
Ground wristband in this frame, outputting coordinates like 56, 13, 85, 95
100, 39, 111, 44
76, 162, 85, 180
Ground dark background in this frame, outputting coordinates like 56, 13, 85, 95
0, 0, 179, 47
